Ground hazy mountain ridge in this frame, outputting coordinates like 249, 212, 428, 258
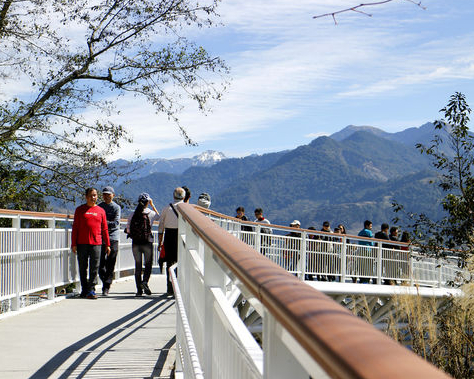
115, 122, 443, 233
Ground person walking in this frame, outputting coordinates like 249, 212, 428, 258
126, 193, 159, 296
71, 187, 110, 299
158, 187, 185, 296
98, 186, 121, 296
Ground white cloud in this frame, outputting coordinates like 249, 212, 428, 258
104, 1, 474, 159
4, 0, 474, 160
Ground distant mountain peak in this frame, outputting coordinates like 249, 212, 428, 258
330, 125, 389, 141
192, 150, 226, 166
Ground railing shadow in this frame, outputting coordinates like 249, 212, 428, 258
30, 294, 175, 379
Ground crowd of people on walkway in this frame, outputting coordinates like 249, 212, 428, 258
71, 186, 206, 299
234, 206, 413, 285
70, 185, 413, 299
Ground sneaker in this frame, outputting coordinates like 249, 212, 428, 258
135, 291, 143, 297
86, 291, 98, 299
102, 288, 109, 296
141, 283, 152, 295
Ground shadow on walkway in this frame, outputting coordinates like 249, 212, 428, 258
30, 294, 175, 379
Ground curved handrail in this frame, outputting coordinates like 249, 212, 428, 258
178, 203, 449, 379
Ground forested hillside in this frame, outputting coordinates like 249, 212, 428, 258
117, 124, 444, 234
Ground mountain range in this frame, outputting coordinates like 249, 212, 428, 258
111, 122, 446, 234
112, 150, 226, 181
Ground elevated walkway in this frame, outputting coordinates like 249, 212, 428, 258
0, 207, 454, 378
0, 274, 175, 379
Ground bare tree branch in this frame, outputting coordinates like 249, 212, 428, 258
313, 0, 426, 24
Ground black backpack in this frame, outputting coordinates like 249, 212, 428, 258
128, 212, 152, 244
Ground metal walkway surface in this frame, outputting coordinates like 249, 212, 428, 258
0, 274, 176, 379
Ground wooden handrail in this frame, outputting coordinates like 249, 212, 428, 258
178, 203, 450, 379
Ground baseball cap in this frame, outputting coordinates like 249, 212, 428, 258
102, 186, 115, 195
197, 192, 211, 208
138, 192, 151, 204
290, 220, 301, 226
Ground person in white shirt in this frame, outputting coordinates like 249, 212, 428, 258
254, 208, 272, 256
158, 187, 185, 296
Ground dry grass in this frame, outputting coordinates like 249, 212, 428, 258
382, 284, 474, 379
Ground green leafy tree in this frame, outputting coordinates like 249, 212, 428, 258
394, 92, 474, 262
0, 0, 228, 204
0, 164, 48, 210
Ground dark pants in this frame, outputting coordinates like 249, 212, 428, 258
77, 244, 101, 294
132, 242, 153, 291
99, 240, 119, 290
164, 228, 178, 293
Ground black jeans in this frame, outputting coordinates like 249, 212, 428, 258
99, 240, 119, 290
164, 228, 178, 293
77, 244, 101, 294
132, 242, 153, 291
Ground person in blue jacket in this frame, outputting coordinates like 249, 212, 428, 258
357, 220, 374, 283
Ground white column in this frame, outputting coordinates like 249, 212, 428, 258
437, 258, 442, 288
299, 232, 307, 280
263, 310, 308, 378
12, 215, 21, 311
203, 243, 226, 378
48, 218, 56, 300
341, 236, 347, 283
376, 243, 382, 285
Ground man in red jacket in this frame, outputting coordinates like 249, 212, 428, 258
71, 187, 110, 299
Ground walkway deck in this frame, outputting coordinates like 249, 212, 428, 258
0, 273, 176, 379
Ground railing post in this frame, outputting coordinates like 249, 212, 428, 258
48, 218, 56, 300
299, 232, 306, 280
203, 243, 226, 379
341, 236, 347, 283
376, 243, 382, 285
12, 215, 21, 311
115, 246, 121, 280
438, 258, 442, 288
256, 225, 261, 254
263, 309, 308, 378
409, 248, 414, 286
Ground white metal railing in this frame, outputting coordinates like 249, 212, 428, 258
174, 203, 449, 379
205, 212, 463, 288
0, 210, 161, 314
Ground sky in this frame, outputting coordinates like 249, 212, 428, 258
7, 0, 474, 161
129, 0, 472, 160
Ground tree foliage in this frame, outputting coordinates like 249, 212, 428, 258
394, 92, 474, 261
0, 0, 227, 204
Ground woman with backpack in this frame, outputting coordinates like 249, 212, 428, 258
126, 192, 159, 296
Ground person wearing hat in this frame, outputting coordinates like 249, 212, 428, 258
197, 192, 211, 209
285, 220, 301, 272
158, 187, 185, 296
126, 192, 159, 296
98, 186, 121, 296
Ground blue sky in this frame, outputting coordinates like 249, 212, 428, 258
111, 0, 474, 160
